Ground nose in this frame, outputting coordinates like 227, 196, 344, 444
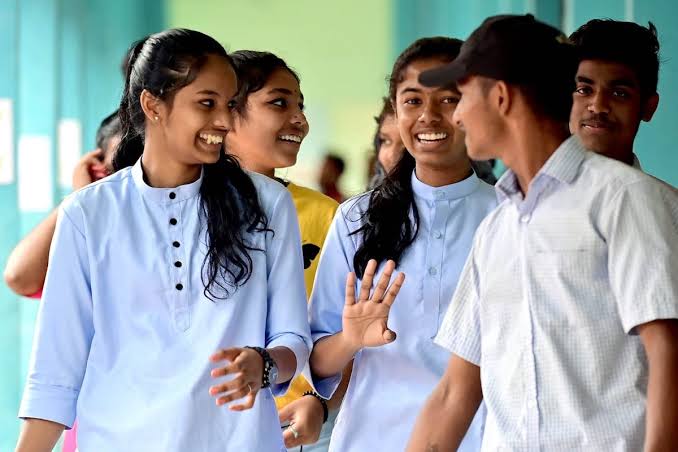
213, 107, 233, 131
588, 91, 611, 115
452, 106, 464, 130
418, 99, 442, 124
290, 108, 309, 133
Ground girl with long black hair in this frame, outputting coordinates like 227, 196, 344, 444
16, 29, 310, 452
306, 37, 497, 451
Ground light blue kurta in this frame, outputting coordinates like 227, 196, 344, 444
19, 158, 311, 452
309, 170, 497, 452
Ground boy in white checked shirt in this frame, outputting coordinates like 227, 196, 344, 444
407, 14, 678, 452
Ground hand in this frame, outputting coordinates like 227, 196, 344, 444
72, 149, 109, 189
279, 395, 325, 448
209, 347, 264, 411
342, 259, 405, 351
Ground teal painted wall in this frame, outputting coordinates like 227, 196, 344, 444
0, 1, 21, 449
0, 1, 164, 448
394, 0, 561, 57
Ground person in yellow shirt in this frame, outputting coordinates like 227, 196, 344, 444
226, 49, 347, 452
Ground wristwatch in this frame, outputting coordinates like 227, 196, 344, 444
246, 346, 278, 389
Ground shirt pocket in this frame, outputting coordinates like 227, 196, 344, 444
530, 243, 615, 328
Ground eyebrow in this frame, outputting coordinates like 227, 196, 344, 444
399, 86, 459, 96
196, 89, 221, 96
576, 75, 638, 89
267, 87, 305, 102
399, 87, 422, 95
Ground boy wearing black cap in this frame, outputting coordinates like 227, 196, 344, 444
407, 14, 678, 452
569, 19, 660, 168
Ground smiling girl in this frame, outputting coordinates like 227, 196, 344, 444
306, 37, 497, 451
16, 29, 310, 452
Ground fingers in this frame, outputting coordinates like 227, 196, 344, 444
229, 391, 257, 411
209, 347, 242, 363
382, 272, 405, 307
86, 148, 103, 158
78, 149, 104, 167
209, 373, 248, 397
345, 272, 356, 306
382, 329, 397, 343
278, 403, 294, 424
211, 378, 253, 406
210, 359, 243, 378
371, 260, 395, 303
358, 259, 377, 302
283, 425, 302, 448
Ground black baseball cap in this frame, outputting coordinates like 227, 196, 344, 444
419, 14, 575, 87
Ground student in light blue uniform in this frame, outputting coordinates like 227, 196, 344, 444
306, 38, 497, 452
16, 29, 311, 452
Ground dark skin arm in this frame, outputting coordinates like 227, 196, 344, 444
637, 319, 678, 452
15, 418, 65, 452
406, 354, 483, 452
3, 149, 106, 297
4, 210, 58, 296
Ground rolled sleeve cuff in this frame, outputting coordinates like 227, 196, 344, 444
434, 334, 481, 367
304, 366, 342, 400
18, 381, 78, 429
267, 333, 311, 397
623, 304, 678, 335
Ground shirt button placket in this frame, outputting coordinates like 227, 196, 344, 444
519, 208, 539, 450
426, 201, 448, 338
168, 191, 189, 331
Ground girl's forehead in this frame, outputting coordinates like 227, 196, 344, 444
181, 58, 236, 93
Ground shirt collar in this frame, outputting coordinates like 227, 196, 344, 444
131, 157, 203, 204
495, 135, 586, 202
411, 169, 480, 201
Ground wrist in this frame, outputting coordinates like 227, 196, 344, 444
338, 331, 362, 356
245, 346, 278, 388
303, 391, 329, 423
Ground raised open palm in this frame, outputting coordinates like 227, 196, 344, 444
342, 259, 406, 349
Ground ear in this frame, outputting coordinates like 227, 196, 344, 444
139, 89, 163, 123
494, 80, 511, 116
641, 92, 659, 122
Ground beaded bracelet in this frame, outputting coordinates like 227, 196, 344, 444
303, 391, 329, 423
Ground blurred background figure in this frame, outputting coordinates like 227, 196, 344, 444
3, 111, 121, 298
318, 153, 346, 202
368, 97, 405, 189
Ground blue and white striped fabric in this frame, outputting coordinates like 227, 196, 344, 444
436, 135, 678, 451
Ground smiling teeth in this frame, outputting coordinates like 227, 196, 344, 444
200, 133, 223, 145
280, 135, 302, 143
417, 132, 448, 141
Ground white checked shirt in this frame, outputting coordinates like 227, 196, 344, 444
436, 136, 678, 451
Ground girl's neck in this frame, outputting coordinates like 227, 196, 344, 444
415, 157, 473, 187
141, 144, 201, 188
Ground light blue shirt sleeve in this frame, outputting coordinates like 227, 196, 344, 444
264, 189, 313, 396
307, 201, 360, 398
18, 201, 94, 428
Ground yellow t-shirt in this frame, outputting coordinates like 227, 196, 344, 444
275, 182, 338, 410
